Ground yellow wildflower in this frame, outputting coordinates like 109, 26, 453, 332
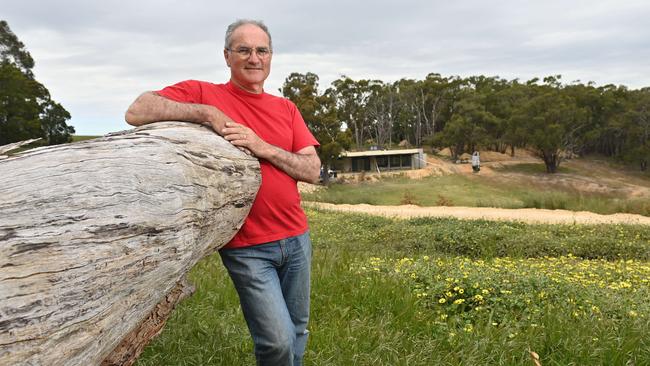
628, 310, 638, 318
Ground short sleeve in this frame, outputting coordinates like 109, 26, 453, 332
289, 101, 320, 152
156, 80, 203, 104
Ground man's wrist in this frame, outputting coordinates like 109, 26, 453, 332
197, 106, 223, 133
255, 142, 276, 160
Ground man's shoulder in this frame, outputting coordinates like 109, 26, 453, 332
189, 80, 224, 89
166, 79, 225, 93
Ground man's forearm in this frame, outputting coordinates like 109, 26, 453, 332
262, 145, 321, 184
124, 92, 232, 133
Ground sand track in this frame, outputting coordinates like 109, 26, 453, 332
303, 202, 650, 225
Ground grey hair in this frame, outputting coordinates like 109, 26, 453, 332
224, 19, 272, 50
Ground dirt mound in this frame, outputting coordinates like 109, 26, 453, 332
438, 148, 452, 157
480, 151, 512, 162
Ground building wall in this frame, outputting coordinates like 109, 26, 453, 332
413, 151, 426, 169
339, 151, 426, 172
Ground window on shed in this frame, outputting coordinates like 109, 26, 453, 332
401, 155, 412, 167
352, 157, 371, 172
390, 155, 401, 168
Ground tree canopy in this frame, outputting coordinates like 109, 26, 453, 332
281, 72, 351, 182
282, 71, 650, 173
0, 20, 74, 146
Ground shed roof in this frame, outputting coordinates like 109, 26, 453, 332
339, 148, 422, 158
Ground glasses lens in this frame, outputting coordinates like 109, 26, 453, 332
256, 48, 270, 58
236, 47, 252, 57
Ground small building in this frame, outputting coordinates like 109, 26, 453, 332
337, 148, 426, 173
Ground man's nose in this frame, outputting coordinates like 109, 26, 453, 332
247, 51, 261, 63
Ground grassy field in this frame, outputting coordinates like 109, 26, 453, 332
71, 135, 100, 142
303, 163, 650, 216
135, 209, 650, 365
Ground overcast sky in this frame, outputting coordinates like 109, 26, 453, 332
3, 0, 650, 135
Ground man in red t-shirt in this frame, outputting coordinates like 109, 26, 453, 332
125, 19, 320, 366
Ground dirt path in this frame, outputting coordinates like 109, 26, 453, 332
303, 202, 650, 225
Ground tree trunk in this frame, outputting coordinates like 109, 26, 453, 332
540, 150, 560, 173
0, 122, 261, 366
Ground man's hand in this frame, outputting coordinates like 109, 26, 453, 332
222, 121, 269, 158
222, 121, 320, 183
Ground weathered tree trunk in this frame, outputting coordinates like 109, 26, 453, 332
0, 122, 261, 365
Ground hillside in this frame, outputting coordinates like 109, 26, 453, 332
301, 151, 650, 219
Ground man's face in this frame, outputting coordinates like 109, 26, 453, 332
224, 24, 272, 93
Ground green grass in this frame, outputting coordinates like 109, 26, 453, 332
304, 171, 650, 216
305, 175, 522, 208
71, 135, 100, 142
135, 209, 650, 365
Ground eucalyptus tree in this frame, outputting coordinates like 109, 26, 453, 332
622, 88, 650, 170
281, 72, 349, 181
512, 78, 588, 173
0, 20, 34, 77
0, 61, 44, 144
331, 76, 378, 150
365, 81, 399, 147
392, 78, 421, 146
434, 88, 495, 158
495, 79, 535, 156
0, 20, 74, 145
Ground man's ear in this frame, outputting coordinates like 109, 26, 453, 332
223, 49, 231, 67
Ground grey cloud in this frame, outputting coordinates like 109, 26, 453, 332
2, 0, 650, 135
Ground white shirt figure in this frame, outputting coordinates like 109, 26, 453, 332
471, 151, 480, 172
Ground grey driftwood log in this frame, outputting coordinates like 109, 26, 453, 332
0, 122, 261, 365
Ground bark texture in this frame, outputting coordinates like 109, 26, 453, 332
0, 122, 261, 365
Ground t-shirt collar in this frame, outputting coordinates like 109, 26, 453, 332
226, 81, 265, 99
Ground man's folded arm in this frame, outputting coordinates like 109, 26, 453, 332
124, 91, 232, 133
264, 145, 321, 184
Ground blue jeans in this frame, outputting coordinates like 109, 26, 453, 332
219, 231, 312, 366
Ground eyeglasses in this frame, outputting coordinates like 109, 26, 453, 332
226, 46, 272, 59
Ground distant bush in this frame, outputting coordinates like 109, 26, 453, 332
400, 190, 420, 205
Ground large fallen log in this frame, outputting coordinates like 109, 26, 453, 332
0, 138, 42, 159
0, 122, 261, 365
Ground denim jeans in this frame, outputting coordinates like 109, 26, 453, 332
219, 231, 312, 366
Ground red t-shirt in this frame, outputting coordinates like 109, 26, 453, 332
157, 80, 319, 249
